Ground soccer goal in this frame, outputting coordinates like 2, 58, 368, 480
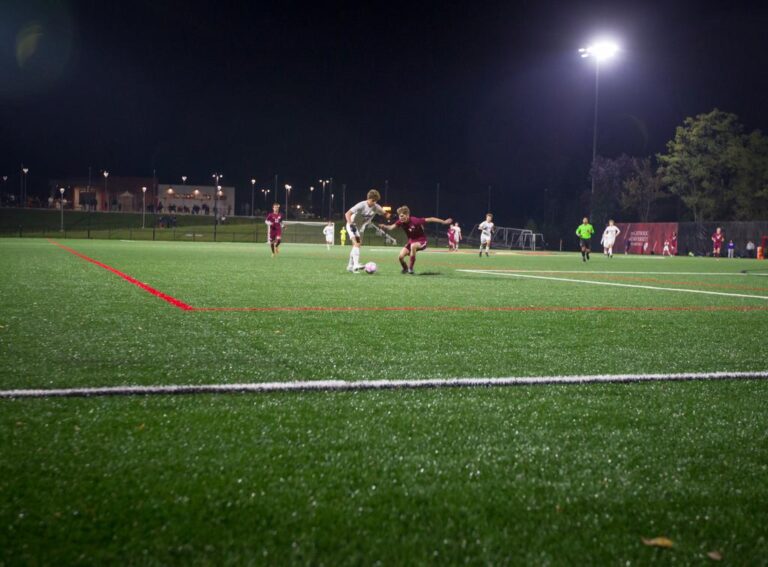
466, 225, 546, 250
279, 221, 332, 244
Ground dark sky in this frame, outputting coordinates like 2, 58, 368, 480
1, 0, 767, 223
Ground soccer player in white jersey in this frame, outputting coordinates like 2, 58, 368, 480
478, 213, 494, 257
600, 219, 621, 258
322, 221, 335, 250
344, 189, 385, 272
453, 222, 462, 250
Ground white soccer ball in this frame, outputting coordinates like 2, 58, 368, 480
364, 262, 377, 274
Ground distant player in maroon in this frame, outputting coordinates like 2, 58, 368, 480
379, 205, 452, 274
265, 203, 284, 256
711, 227, 724, 258
447, 225, 456, 251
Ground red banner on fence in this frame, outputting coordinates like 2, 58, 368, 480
614, 223, 679, 255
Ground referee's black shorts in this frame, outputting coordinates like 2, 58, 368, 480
579, 238, 591, 248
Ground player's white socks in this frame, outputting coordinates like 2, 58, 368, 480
350, 247, 361, 269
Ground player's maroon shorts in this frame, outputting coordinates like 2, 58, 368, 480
405, 238, 428, 252
269, 230, 282, 242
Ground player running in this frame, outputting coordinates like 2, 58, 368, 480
379, 206, 452, 274
447, 224, 457, 251
322, 221, 335, 250
712, 227, 724, 258
600, 219, 620, 258
453, 222, 462, 250
478, 213, 494, 257
576, 217, 595, 262
265, 203, 284, 257
345, 189, 386, 272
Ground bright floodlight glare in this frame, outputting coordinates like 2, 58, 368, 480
580, 41, 619, 61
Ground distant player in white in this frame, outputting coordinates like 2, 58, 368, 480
453, 223, 463, 250
600, 219, 620, 258
478, 213, 494, 257
344, 189, 385, 272
322, 221, 334, 250
662, 239, 672, 256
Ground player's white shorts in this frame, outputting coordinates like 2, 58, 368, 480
346, 222, 369, 243
602, 238, 616, 248
325, 236, 334, 244
480, 234, 491, 245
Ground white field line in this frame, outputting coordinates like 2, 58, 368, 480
1, 371, 767, 398
459, 269, 768, 301
484, 270, 766, 276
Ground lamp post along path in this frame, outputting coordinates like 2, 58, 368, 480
141, 186, 147, 229
59, 187, 65, 231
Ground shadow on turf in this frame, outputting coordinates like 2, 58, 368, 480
417, 271, 442, 276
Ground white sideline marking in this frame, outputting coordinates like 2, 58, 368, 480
486, 270, 767, 277
1, 371, 767, 398
460, 270, 768, 301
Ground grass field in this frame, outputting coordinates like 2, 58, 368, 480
2, 238, 767, 564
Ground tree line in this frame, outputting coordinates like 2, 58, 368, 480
590, 109, 768, 227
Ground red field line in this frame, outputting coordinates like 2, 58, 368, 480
50, 240, 195, 311
50, 241, 768, 313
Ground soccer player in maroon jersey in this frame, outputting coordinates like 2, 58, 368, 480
378, 205, 452, 274
265, 203, 284, 257
711, 227, 724, 258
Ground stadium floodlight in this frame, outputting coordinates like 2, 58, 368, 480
578, 41, 619, 61
579, 39, 620, 197
181, 175, 187, 184
59, 187, 65, 231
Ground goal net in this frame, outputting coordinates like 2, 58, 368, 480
465, 225, 546, 250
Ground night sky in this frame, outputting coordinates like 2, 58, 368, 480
2, 0, 767, 225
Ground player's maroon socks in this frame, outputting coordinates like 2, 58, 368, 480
399, 258, 408, 270
409, 256, 416, 269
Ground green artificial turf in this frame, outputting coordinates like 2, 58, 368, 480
1, 238, 767, 564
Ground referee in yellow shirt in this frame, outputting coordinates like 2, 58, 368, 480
576, 217, 595, 262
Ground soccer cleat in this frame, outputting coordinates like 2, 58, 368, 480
401, 268, 409, 274
408, 269, 414, 275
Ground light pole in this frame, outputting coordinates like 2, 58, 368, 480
251, 178, 256, 216
329, 193, 334, 219
262, 188, 271, 207
103, 170, 109, 211
579, 40, 619, 195
141, 186, 147, 228
309, 186, 315, 216
21, 167, 29, 207
319, 179, 329, 218
284, 184, 292, 219
212, 173, 222, 223
59, 187, 65, 231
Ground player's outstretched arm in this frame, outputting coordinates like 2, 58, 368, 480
425, 217, 453, 225
378, 222, 397, 231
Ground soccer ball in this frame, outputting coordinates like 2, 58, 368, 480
364, 262, 377, 274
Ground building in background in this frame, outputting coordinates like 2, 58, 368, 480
49, 176, 156, 212
157, 183, 236, 219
